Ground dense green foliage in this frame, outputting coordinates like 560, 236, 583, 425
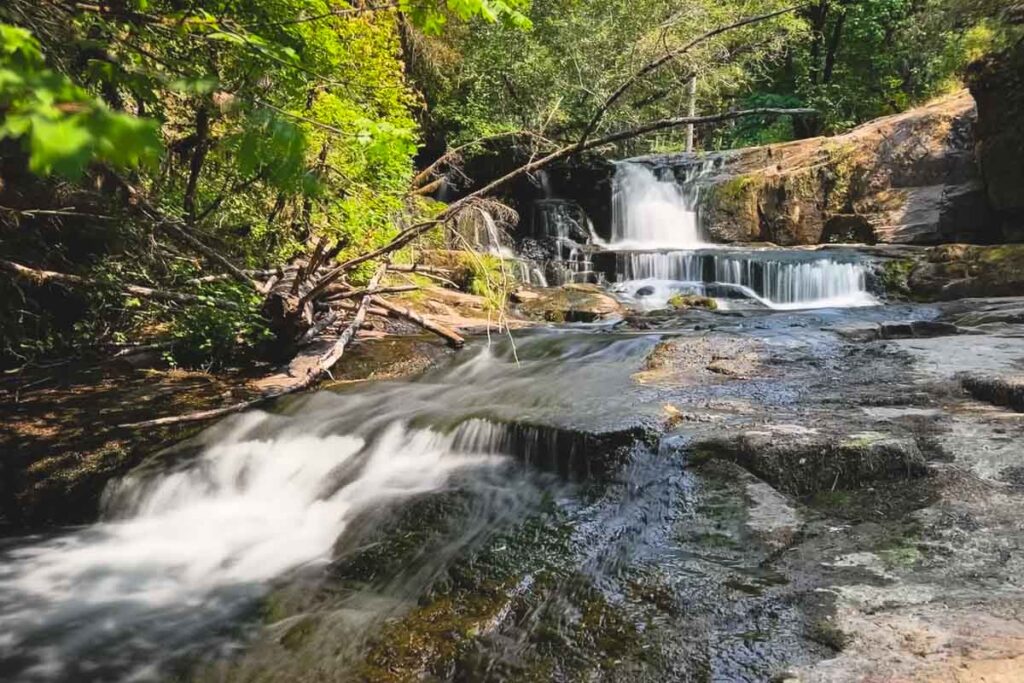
412, 0, 1016, 150
0, 1, 527, 366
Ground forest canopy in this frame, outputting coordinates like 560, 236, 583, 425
0, 0, 1017, 369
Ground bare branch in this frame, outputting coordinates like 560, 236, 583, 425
576, 4, 806, 148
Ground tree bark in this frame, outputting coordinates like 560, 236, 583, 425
370, 295, 464, 348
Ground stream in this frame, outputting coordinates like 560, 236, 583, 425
3, 162, 1023, 682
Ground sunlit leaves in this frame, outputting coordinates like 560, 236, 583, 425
230, 108, 310, 191
401, 0, 532, 34
0, 23, 162, 178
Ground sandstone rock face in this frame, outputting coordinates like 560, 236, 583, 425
968, 40, 1024, 241
691, 91, 989, 246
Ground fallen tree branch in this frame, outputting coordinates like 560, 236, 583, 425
154, 220, 258, 289
370, 295, 465, 348
1, 259, 238, 308
325, 284, 419, 301
411, 130, 554, 189
106, 175, 259, 289
118, 264, 387, 429
183, 269, 278, 286
299, 219, 443, 307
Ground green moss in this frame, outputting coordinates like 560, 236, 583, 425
878, 258, 915, 297
878, 544, 922, 569
806, 619, 849, 652
823, 143, 862, 212
279, 616, 320, 651
711, 174, 760, 213
668, 294, 718, 310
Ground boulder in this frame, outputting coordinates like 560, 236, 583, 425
643, 91, 990, 246
968, 40, 1024, 241
959, 372, 1024, 412
514, 283, 622, 322
691, 428, 927, 496
907, 244, 1024, 300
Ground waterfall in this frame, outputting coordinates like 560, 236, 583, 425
610, 161, 706, 248
530, 199, 597, 284
0, 411, 510, 681
613, 251, 875, 309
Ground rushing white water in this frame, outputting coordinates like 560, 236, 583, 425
614, 251, 876, 309
610, 161, 707, 249
0, 411, 505, 681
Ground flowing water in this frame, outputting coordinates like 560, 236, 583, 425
606, 160, 876, 310
610, 161, 707, 249
0, 158, 902, 682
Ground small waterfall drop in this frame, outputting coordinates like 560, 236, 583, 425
612, 250, 876, 310
610, 162, 706, 248
0, 411, 509, 680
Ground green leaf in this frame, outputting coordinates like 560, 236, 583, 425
28, 116, 93, 178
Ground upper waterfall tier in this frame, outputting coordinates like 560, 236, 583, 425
609, 161, 709, 249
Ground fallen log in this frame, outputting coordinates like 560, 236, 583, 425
184, 269, 278, 286
370, 295, 465, 348
325, 284, 419, 301
118, 264, 387, 429
389, 263, 455, 276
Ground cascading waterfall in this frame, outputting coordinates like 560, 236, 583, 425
0, 331, 662, 682
0, 411, 510, 681
610, 161, 707, 248
613, 251, 875, 309
530, 199, 597, 284
607, 159, 876, 310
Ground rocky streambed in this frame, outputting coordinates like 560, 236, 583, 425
3, 284, 1024, 682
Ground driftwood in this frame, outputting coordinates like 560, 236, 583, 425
184, 269, 278, 286
370, 295, 465, 348
118, 264, 387, 429
389, 263, 454, 276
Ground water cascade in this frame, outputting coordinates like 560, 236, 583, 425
0, 412, 512, 680
610, 161, 707, 249
528, 199, 598, 284
612, 250, 875, 309
606, 160, 876, 309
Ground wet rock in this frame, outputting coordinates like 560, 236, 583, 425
907, 244, 1024, 301
635, 285, 655, 297
668, 293, 717, 311
744, 480, 803, 551
514, 283, 622, 323
959, 372, 1024, 412
449, 417, 658, 480
634, 336, 761, 385
692, 428, 928, 496
950, 298, 1024, 328
833, 320, 963, 342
